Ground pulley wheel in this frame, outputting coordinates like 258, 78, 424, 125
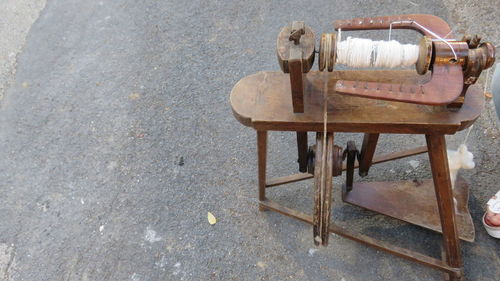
332, 145, 344, 176
416, 36, 432, 75
307, 144, 343, 177
319, 33, 336, 72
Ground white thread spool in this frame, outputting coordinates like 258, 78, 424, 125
336, 37, 420, 69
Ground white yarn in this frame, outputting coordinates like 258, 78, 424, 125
447, 144, 475, 190
389, 20, 458, 61
336, 37, 419, 68
447, 143, 475, 210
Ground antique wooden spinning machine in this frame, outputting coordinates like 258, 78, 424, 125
230, 14, 495, 280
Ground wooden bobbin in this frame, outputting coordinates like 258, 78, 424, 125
321, 33, 432, 75
319, 33, 336, 72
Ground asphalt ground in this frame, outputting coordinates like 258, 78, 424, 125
0, 0, 498, 280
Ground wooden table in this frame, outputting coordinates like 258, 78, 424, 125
230, 70, 484, 281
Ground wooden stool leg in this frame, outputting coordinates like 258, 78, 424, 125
296, 131, 308, 172
426, 134, 463, 281
358, 133, 379, 177
257, 131, 268, 211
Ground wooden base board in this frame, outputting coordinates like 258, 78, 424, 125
342, 176, 474, 242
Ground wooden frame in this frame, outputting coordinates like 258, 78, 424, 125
257, 131, 465, 280
231, 70, 484, 281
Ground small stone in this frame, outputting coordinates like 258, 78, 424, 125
308, 248, 318, 256
408, 160, 420, 169
314, 236, 322, 244
129, 93, 140, 100
256, 261, 267, 269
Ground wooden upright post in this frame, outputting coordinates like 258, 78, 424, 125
288, 50, 304, 113
296, 132, 308, 172
257, 131, 268, 211
358, 133, 380, 177
426, 134, 463, 281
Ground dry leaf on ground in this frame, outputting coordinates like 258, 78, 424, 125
207, 212, 217, 225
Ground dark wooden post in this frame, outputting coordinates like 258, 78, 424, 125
426, 134, 463, 281
358, 133, 379, 177
288, 50, 304, 113
296, 132, 308, 172
257, 131, 268, 211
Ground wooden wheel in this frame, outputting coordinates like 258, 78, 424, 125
313, 132, 334, 246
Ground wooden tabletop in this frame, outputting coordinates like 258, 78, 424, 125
230, 70, 484, 134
